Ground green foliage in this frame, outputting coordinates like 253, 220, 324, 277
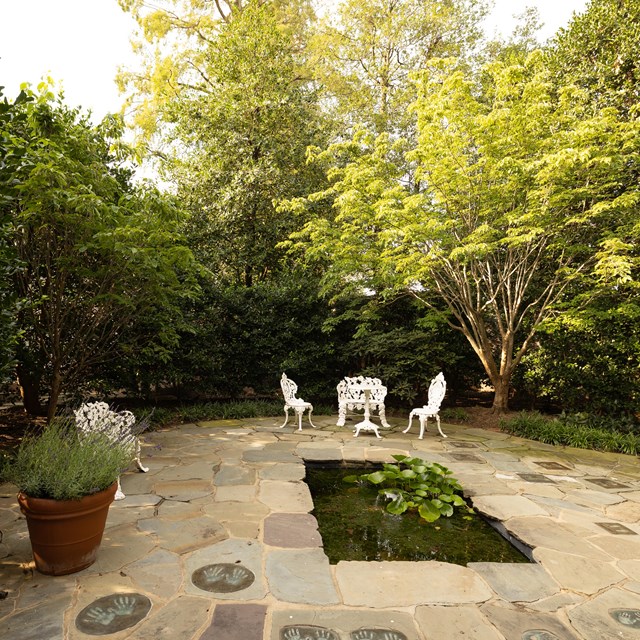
325, 293, 483, 405
548, 0, 640, 117
163, 3, 329, 287
440, 407, 470, 422
118, 0, 314, 140
0, 87, 33, 382
309, 0, 488, 134
132, 400, 333, 429
1, 419, 134, 500
4, 87, 198, 418
500, 411, 640, 455
290, 49, 640, 413
343, 454, 473, 523
516, 303, 640, 416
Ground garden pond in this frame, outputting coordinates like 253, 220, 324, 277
305, 462, 531, 566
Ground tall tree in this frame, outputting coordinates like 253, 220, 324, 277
167, 2, 329, 285
117, 0, 315, 142
0, 87, 32, 382
6, 89, 198, 419
548, 0, 640, 117
309, 0, 488, 135
287, 53, 640, 411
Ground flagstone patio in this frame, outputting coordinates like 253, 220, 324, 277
1, 415, 640, 639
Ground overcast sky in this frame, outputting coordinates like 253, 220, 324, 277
0, 0, 589, 123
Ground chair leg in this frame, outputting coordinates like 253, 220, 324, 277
379, 406, 391, 428
419, 415, 427, 439
134, 439, 149, 473
402, 413, 414, 434
337, 404, 346, 427
436, 415, 447, 438
295, 407, 304, 431
115, 476, 126, 501
279, 406, 290, 428
308, 407, 317, 428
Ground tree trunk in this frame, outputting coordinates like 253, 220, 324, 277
16, 362, 45, 416
491, 377, 511, 413
47, 367, 63, 423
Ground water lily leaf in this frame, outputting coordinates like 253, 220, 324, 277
387, 496, 408, 514
366, 471, 387, 484
418, 501, 441, 522
440, 503, 454, 517
342, 475, 359, 483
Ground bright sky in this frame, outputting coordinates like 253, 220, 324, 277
0, 0, 589, 124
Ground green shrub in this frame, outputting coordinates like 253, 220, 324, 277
500, 411, 640, 455
440, 407, 470, 422
343, 454, 473, 523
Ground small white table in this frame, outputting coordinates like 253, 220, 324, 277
353, 386, 383, 438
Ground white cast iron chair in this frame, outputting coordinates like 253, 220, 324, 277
403, 372, 447, 439
74, 401, 149, 500
279, 373, 316, 431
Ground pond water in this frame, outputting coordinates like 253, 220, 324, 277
305, 462, 531, 566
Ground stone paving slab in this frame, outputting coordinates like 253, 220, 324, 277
3, 418, 640, 640
335, 561, 493, 607
125, 548, 183, 599
505, 516, 613, 560
214, 464, 256, 485
534, 547, 625, 594
263, 512, 323, 548
568, 587, 640, 639
184, 538, 266, 600
137, 515, 226, 554
126, 595, 212, 640
265, 548, 340, 605
4, 595, 68, 640
481, 603, 581, 639
469, 562, 560, 602
472, 494, 550, 520
414, 605, 504, 639
258, 480, 314, 512
259, 463, 306, 481
200, 603, 267, 640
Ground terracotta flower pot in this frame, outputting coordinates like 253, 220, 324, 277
17, 481, 117, 576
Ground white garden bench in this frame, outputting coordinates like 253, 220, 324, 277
403, 372, 447, 439
74, 401, 149, 500
336, 376, 391, 433
279, 373, 316, 431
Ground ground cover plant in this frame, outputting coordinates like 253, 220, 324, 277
343, 454, 473, 523
500, 411, 640, 455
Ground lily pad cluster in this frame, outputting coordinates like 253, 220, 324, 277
343, 455, 473, 523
